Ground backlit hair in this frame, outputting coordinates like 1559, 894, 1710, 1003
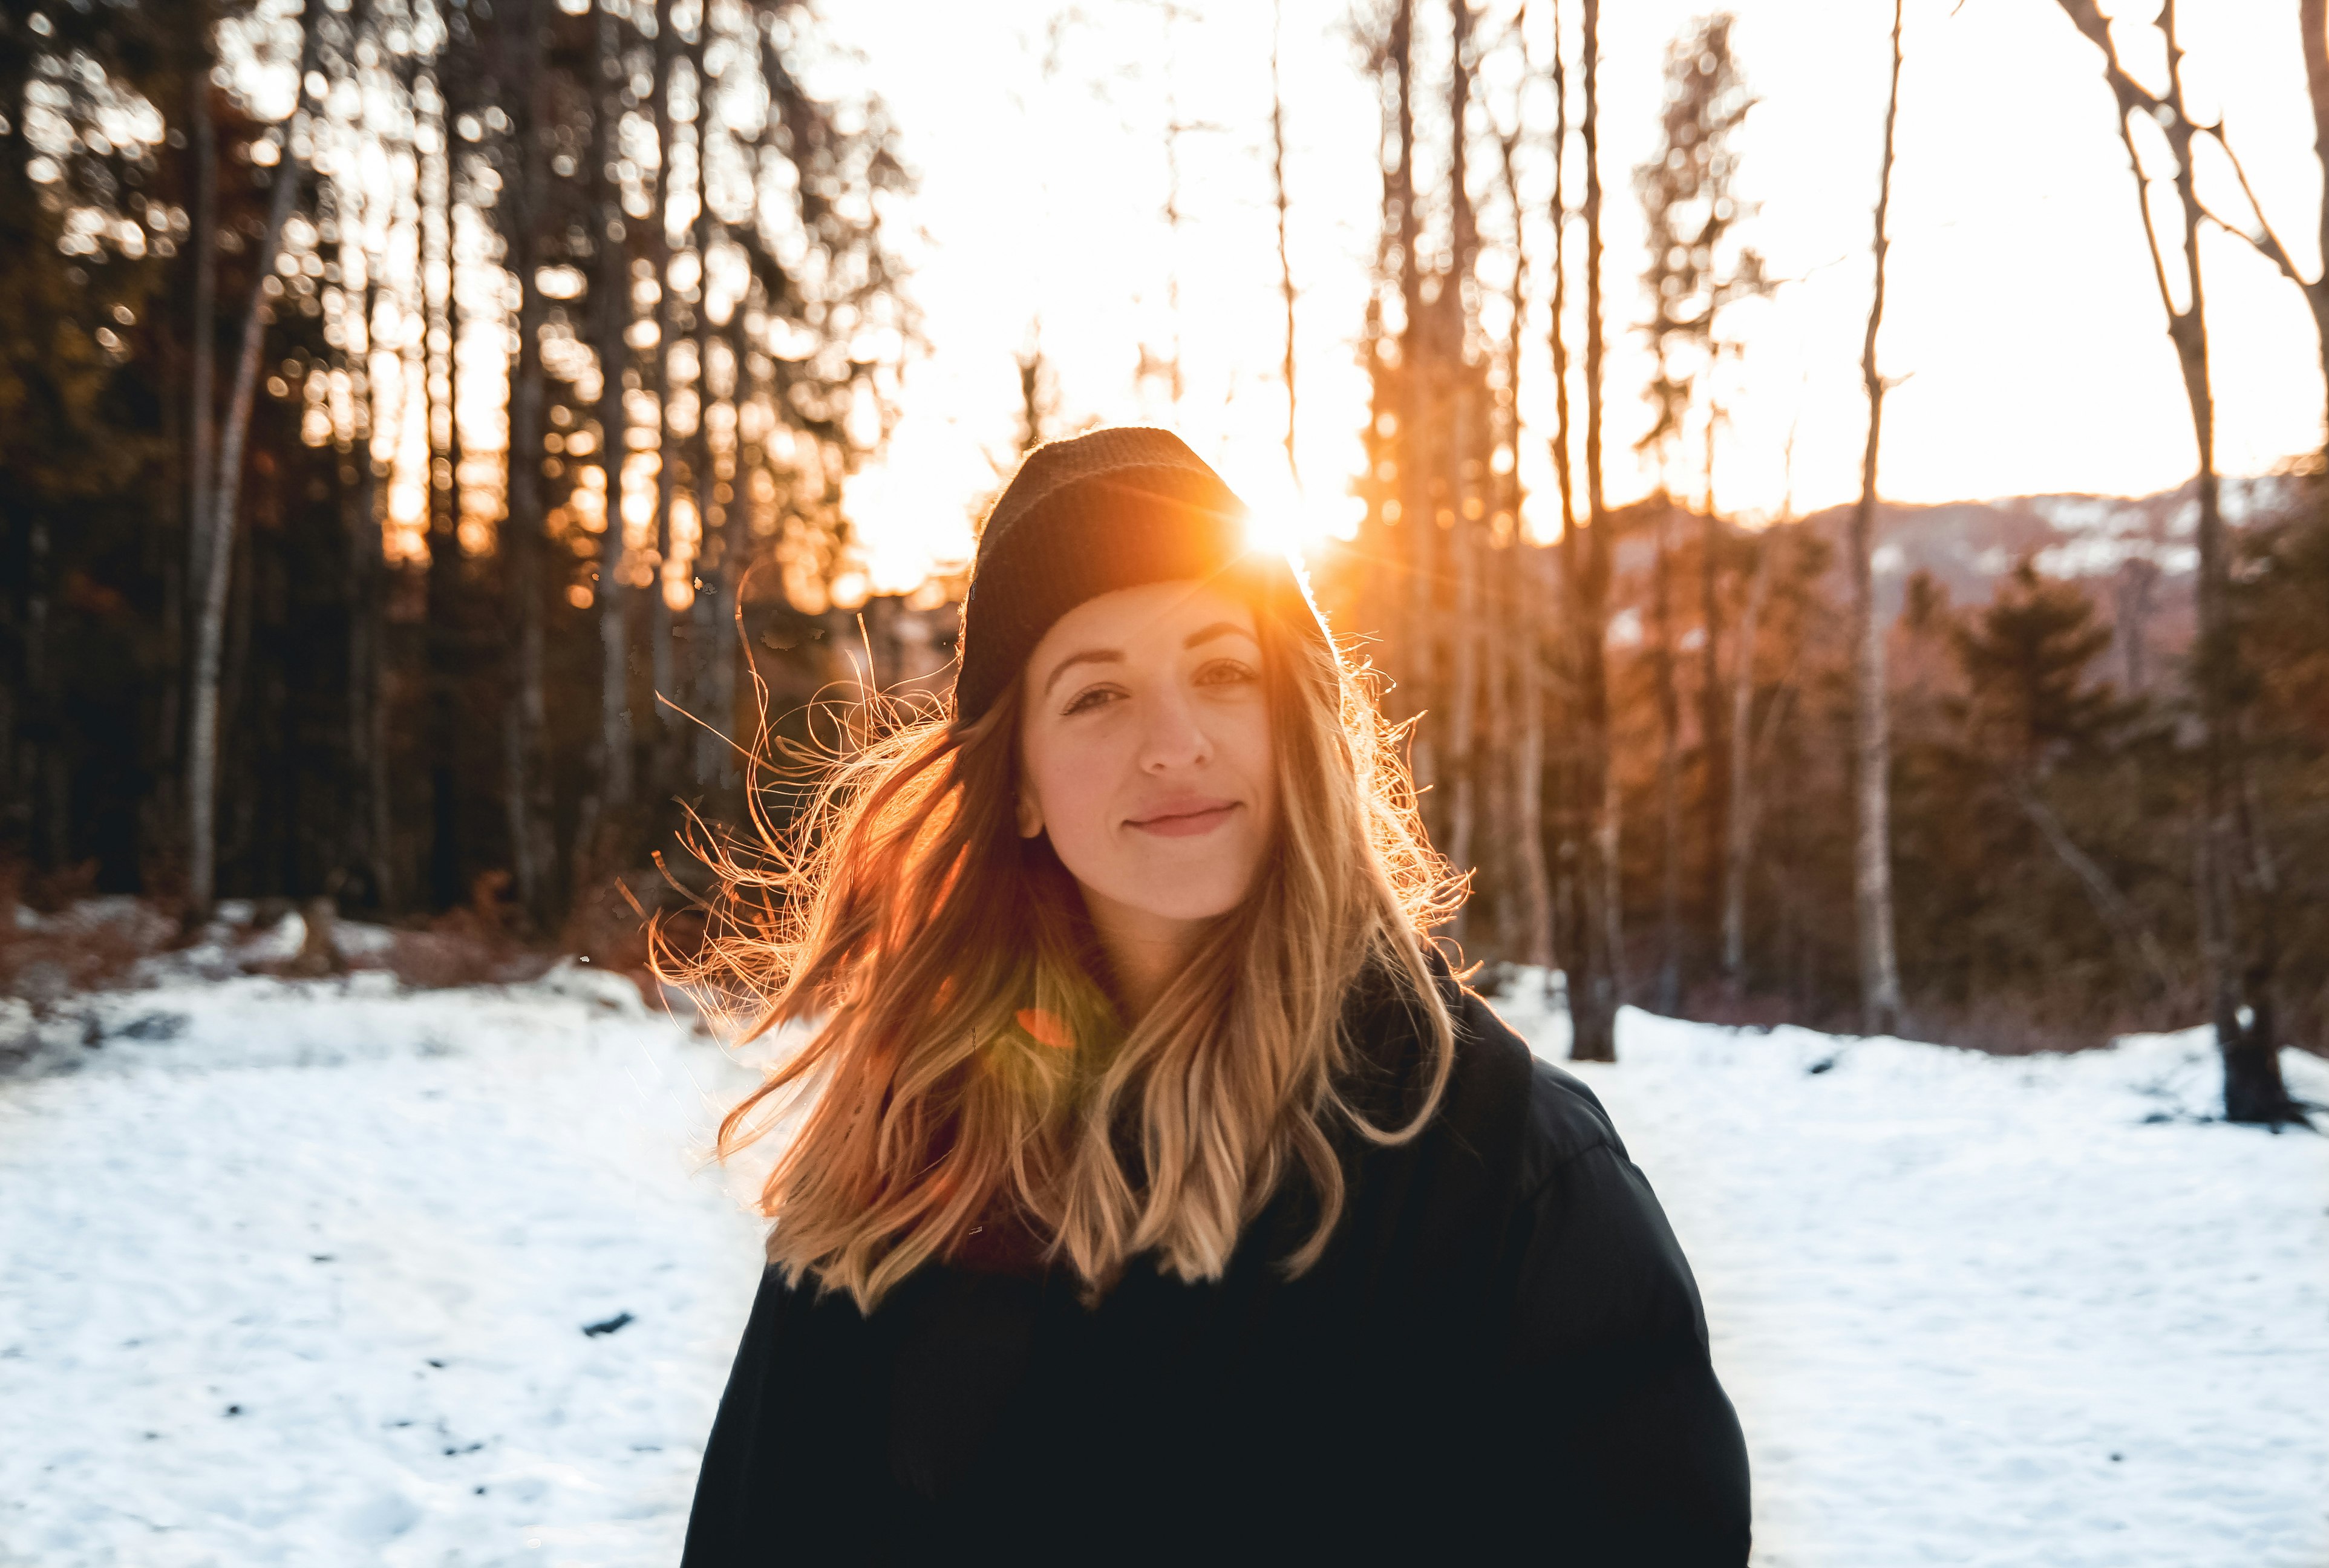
678, 585, 1460, 1312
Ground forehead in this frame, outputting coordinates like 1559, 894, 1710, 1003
1035, 579, 1259, 656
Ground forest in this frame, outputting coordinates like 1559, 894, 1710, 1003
3, 0, 2325, 1122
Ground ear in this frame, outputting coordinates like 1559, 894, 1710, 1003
1016, 784, 1044, 840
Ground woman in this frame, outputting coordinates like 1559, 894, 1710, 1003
679, 427, 1749, 1563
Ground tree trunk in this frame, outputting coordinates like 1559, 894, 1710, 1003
1446, 425, 1479, 880
422, 63, 463, 912
1568, 0, 1620, 1060
590, 0, 636, 849
647, 0, 680, 803
688, 9, 724, 794
1443, 0, 1480, 891
1699, 429, 1726, 978
187, 47, 313, 915
2179, 261, 2290, 1123
1848, 0, 1907, 1037
1512, 546, 1555, 972
344, 451, 374, 897
348, 452, 394, 910
1720, 525, 1777, 991
500, 0, 555, 923
1390, 0, 1436, 814
702, 301, 751, 801
1651, 499, 1682, 1014
1485, 535, 1516, 959
188, 67, 217, 791
22, 516, 63, 868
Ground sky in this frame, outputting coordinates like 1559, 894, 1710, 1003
816, 0, 2326, 590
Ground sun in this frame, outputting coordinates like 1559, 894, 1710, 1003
1235, 468, 1357, 568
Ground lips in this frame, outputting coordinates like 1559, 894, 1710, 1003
1126, 798, 1242, 838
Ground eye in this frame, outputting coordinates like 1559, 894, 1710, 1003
1195, 658, 1259, 687
1060, 684, 1123, 716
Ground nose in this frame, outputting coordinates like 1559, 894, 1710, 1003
1137, 681, 1213, 774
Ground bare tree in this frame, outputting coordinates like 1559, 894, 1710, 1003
1494, 11, 1553, 975
1649, 495, 1685, 1011
498, 0, 555, 921
1721, 524, 1777, 991
587, 0, 635, 863
187, 65, 217, 718
2189, 0, 2329, 468
422, 45, 469, 910
2051, 0, 2304, 1123
338, 0, 395, 911
646, 0, 681, 800
187, 20, 321, 915
1387, 0, 1437, 806
1720, 420, 1794, 995
1272, 0, 1299, 491
1633, 16, 1749, 1008
686, 4, 727, 797
1847, 0, 1907, 1036
1697, 405, 1728, 965
1443, 0, 1483, 884
1565, 0, 1621, 1060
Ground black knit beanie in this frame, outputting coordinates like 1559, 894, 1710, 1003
952, 426, 1331, 725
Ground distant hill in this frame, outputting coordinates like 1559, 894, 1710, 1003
1801, 475, 2299, 694
1597, 475, 2297, 697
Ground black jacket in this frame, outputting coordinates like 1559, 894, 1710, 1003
682, 962, 1751, 1564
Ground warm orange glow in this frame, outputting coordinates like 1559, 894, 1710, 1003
1014, 1008, 1076, 1051
822, 0, 2323, 595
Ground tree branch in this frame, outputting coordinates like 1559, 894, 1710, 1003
2198, 123, 2317, 290
2011, 776, 2178, 997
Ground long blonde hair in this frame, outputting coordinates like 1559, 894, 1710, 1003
680, 587, 1460, 1311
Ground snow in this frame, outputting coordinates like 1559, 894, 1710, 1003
1498, 985, 2329, 1568
4, 972, 2326, 1566
1, 972, 767, 1567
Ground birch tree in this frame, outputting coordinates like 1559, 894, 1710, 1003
2050, 0, 2304, 1123
187, 11, 321, 915
1848, 0, 1906, 1036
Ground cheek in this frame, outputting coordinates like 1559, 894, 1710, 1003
1025, 731, 1117, 856
1229, 703, 1279, 837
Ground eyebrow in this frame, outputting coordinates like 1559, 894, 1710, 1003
1039, 621, 1258, 697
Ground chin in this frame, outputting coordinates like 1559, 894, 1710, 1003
1109, 855, 1264, 925
1128, 890, 1249, 925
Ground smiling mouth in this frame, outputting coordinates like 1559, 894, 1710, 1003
1127, 801, 1242, 838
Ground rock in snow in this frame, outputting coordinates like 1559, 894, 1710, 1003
1, 973, 2324, 1566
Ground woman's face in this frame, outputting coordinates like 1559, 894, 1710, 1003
1016, 579, 1277, 940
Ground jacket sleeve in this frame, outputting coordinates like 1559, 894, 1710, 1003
1495, 1064, 1752, 1564
681, 1263, 886, 1567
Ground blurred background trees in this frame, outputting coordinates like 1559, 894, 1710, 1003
1, 0, 2324, 1117
1, 0, 924, 949
1315, 0, 2324, 1116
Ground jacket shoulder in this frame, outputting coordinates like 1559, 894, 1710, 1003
1338, 954, 1627, 1198
1446, 984, 1626, 1196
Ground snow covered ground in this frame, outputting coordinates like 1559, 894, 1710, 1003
1501, 987, 2329, 1568
2, 970, 2325, 1566
0, 969, 769, 1567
